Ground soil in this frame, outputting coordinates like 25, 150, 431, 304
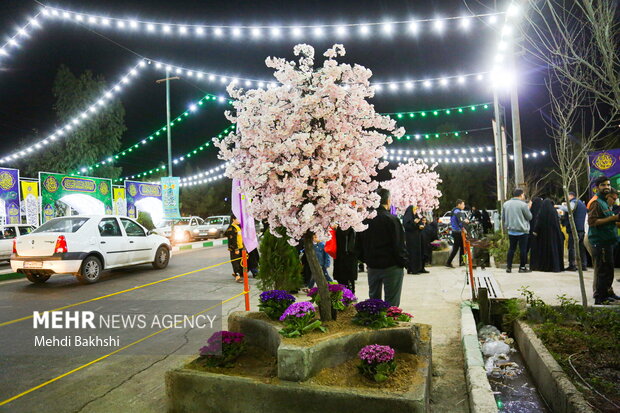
245, 305, 410, 347
531, 321, 620, 413
309, 352, 425, 394
186, 345, 278, 383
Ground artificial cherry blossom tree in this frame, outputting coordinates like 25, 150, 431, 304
382, 159, 442, 214
215, 44, 404, 320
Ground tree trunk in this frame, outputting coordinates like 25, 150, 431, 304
304, 232, 333, 321
564, 187, 588, 307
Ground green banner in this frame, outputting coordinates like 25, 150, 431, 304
39, 172, 113, 223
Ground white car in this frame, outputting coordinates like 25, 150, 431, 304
155, 216, 213, 243
11, 215, 172, 284
0, 224, 36, 261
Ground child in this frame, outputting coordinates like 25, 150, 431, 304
303, 235, 334, 290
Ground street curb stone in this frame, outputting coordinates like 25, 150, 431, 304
171, 238, 227, 252
513, 320, 594, 413
460, 302, 499, 413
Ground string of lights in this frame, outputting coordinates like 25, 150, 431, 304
0, 12, 43, 62
76, 93, 232, 174
113, 124, 236, 183
147, 58, 489, 93
385, 102, 491, 118
0, 59, 148, 164
385, 149, 547, 164
40, 6, 503, 40
392, 127, 493, 141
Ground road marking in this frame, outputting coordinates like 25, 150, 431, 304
0, 290, 248, 407
0, 257, 241, 328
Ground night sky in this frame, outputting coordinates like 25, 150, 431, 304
0, 0, 550, 180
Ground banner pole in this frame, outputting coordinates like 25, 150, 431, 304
242, 250, 250, 311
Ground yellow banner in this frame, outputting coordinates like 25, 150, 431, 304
20, 180, 38, 200
113, 187, 125, 202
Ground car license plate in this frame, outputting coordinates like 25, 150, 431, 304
24, 261, 43, 269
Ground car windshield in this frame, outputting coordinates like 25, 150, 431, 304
33, 217, 89, 233
207, 218, 223, 225
161, 219, 190, 226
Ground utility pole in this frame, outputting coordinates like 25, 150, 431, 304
155, 69, 179, 177
493, 91, 506, 206
510, 44, 525, 189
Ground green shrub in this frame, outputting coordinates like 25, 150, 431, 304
137, 211, 155, 230
258, 227, 303, 292
489, 231, 519, 266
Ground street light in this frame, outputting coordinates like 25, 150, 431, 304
155, 70, 180, 177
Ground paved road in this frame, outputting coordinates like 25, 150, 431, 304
0, 245, 260, 413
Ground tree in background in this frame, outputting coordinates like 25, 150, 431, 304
20, 65, 126, 179
215, 44, 403, 320
180, 179, 232, 217
382, 159, 442, 214
258, 227, 303, 292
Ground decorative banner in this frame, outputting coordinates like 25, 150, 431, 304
124, 180, 164, 226
39, 172, 113, 223
231, 179, 258, 253
113, 186, 127, 216
161, 177, 181, 219
589, 149, 620, 193
0, 168, 21, 224
20, 179, 39, 226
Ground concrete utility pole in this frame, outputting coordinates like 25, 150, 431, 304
155, 69, 180, 177
510, 44, 525, 189
492, 91, 506, 206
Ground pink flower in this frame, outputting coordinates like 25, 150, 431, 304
382, 159, 442, 214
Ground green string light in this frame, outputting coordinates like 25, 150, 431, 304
391, 127, 492, 141
114, 124, 237, 183
383, 102, 491, 119
76, 93, 231, 175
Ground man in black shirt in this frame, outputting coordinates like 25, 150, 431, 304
357, 188, 408, 306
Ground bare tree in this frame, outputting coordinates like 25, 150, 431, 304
523, 0, 620, 306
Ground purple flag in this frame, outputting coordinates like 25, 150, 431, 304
231, 179, 259, 253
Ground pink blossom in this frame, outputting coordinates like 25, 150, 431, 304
382, 159, 442, 214
215, 44, 403, 243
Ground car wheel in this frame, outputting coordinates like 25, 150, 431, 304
25, 272, 51, 284
76, 256, 102, 284
152, 246, 170, 269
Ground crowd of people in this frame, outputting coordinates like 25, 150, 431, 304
223, 175, 620, 307
502, 175, 620, 305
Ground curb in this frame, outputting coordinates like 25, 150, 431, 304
513, 320, 594, 413
460, 302, 499, 413
172, 238, 228, 253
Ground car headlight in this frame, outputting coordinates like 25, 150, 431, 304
193, 229, 199, 233
209, 228, 217, 233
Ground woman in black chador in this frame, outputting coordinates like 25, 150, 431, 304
528, 197, 543, 269
403, 205, 428, 274
531, 199, 564, 272
332, 226, 359, 294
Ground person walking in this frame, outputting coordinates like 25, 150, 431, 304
560, 192, 588, 271
502, 189, 533, 273
357, 188, 408, 306
445, 199, 469, 268
224, 215, 244, 283
588, 176, 620, 305
332, 226, 359, 294
403, 205, 428, 274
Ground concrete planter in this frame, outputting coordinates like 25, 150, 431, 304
167, 311, 432, 413
513, 320, 594, 413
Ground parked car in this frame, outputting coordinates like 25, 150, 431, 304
203, 215, 231, 239
0, 224, 36, 261
11, 215, 171, 284
155, 216, 213, 243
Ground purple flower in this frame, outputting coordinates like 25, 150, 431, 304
307, 284, 357, 306
279, 301, 316, 321
358, 344, 395, 364
354, 299, 390, 315
342, 288, 357, 305
259, 290, 296, 303
199, 331, 245, 356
